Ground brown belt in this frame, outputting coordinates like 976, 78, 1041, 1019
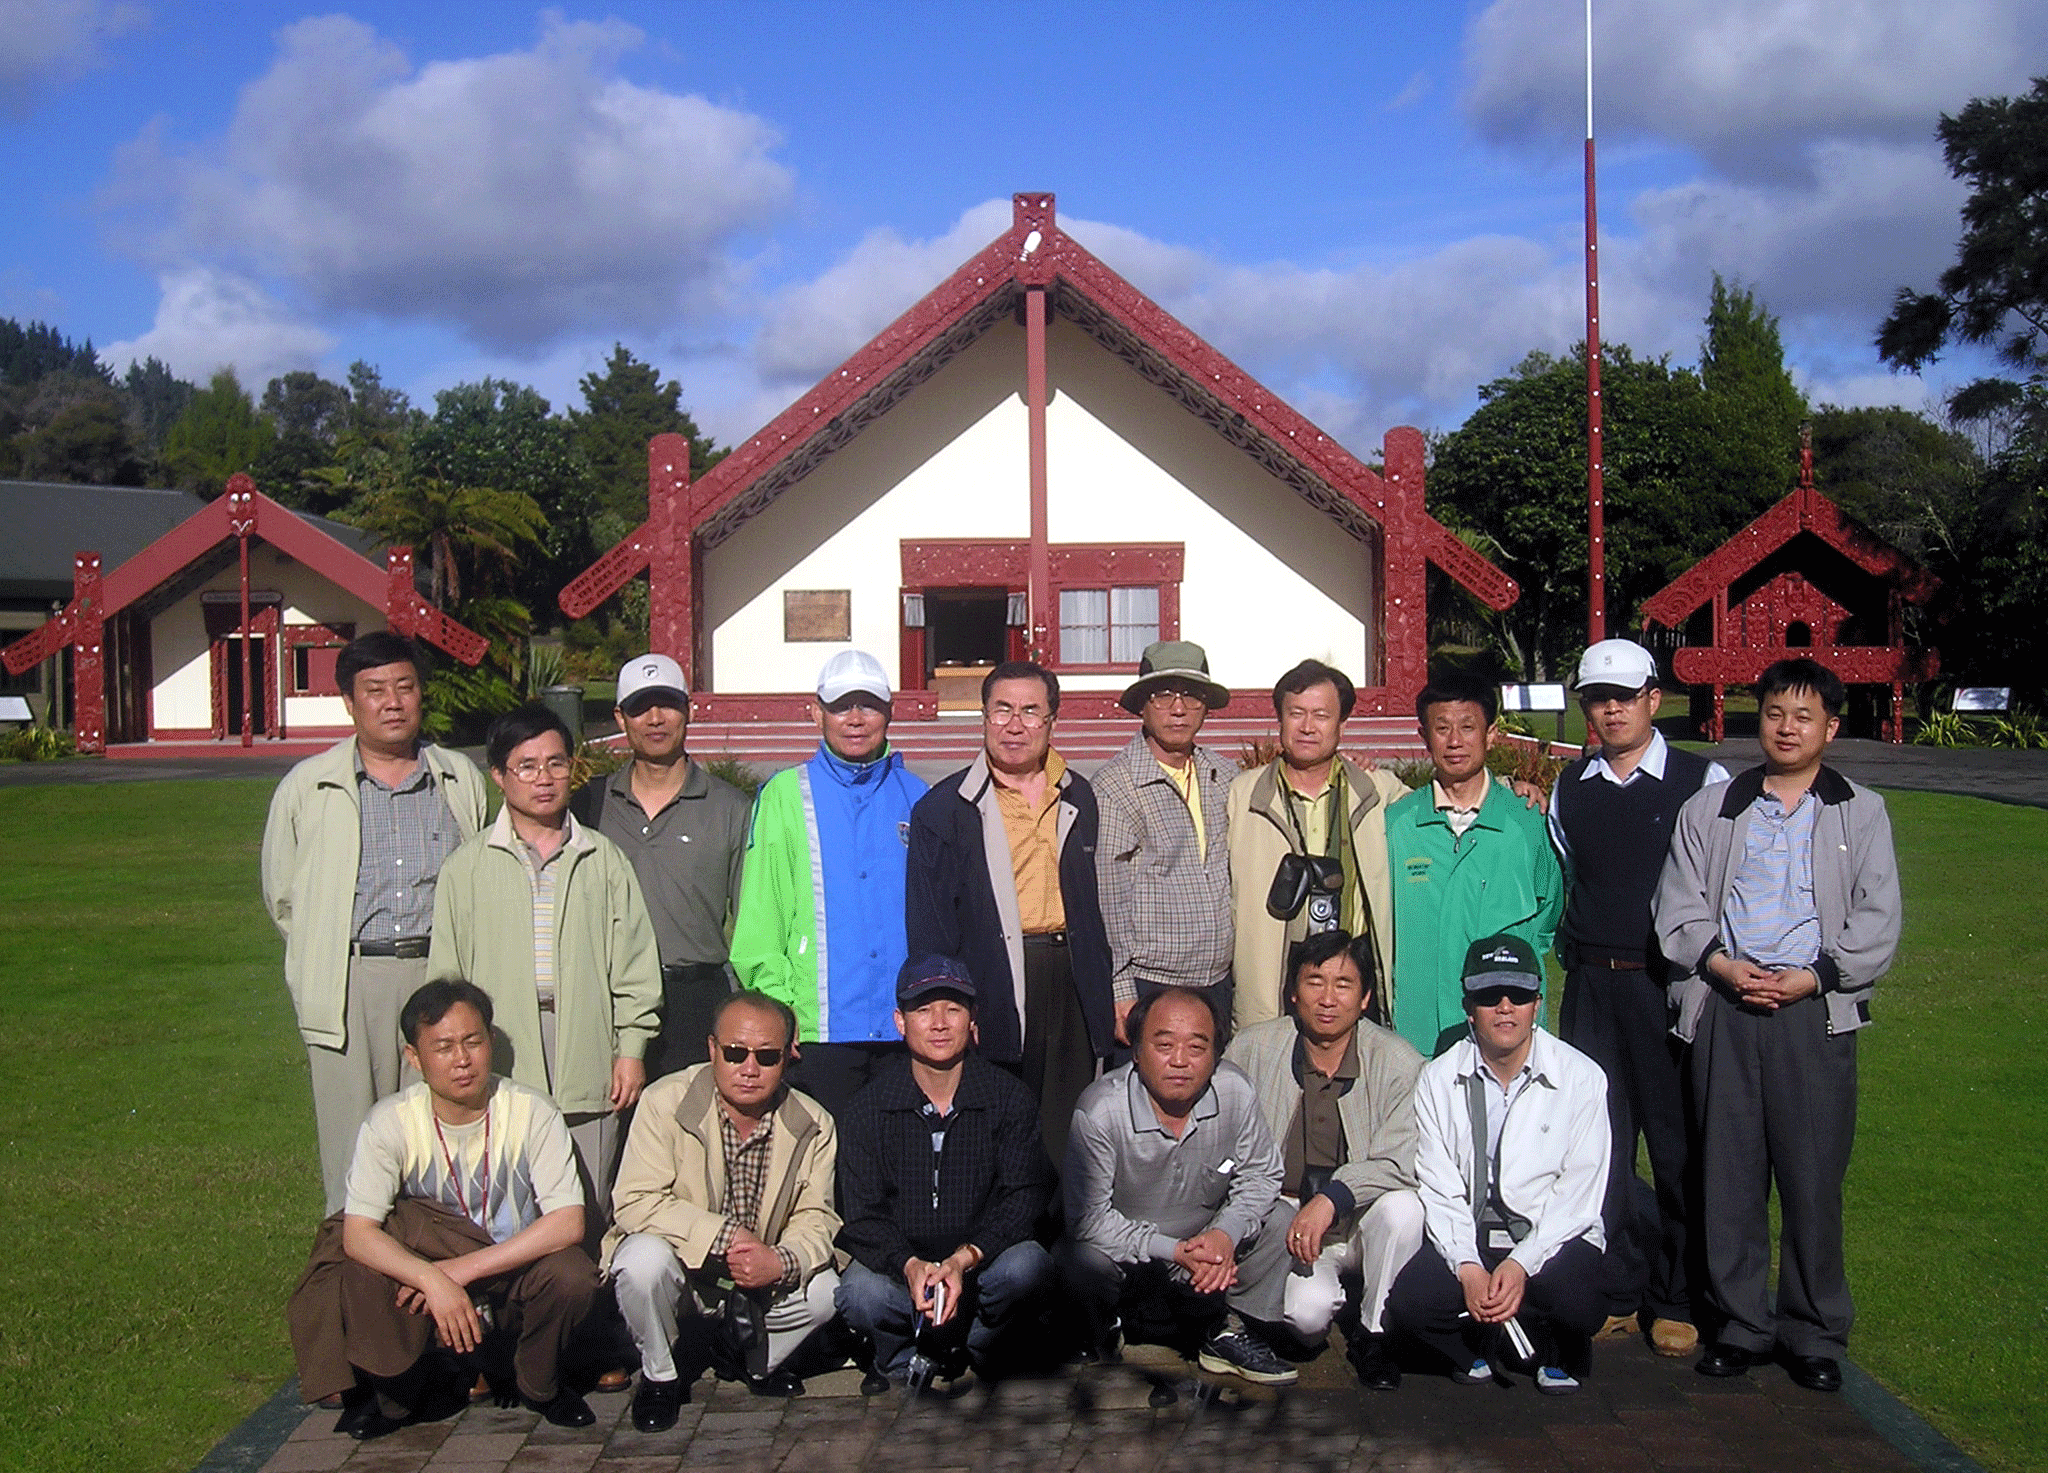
1583, 957, 1647, 971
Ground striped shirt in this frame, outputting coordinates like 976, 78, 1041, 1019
1720, 788, 1822, 970
709, 1108, 802, 1288
515, 826, 573, 1005
352, 756, 459, 941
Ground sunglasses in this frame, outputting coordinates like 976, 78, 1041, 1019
718, 1043, 785, 1067
1467, 986, 1541, 1008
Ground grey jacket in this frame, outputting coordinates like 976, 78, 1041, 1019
1653, 765, 1901, 1041
1092, 734, 1238, 999
1226, 1015, 1422, 1220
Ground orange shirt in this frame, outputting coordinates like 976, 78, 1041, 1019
993, 749, 1069, 933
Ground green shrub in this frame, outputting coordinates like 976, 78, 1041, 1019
702, 752, 764, 798
1913, 712, 1979, 748
1986, 711, 2048, 749
0, 726, 74, 761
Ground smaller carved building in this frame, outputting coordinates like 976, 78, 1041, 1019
1639, 441, 1938, 742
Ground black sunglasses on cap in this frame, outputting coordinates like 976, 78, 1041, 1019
1466, 986, 1542, 1009
718, 1043, 785, 1066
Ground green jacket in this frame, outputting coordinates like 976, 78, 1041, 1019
1386, 779, 1563, 1057
427, 811, 663, 1115
261, 737, 488, 1049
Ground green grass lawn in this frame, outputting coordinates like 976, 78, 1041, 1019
0, 778, 2039, 1471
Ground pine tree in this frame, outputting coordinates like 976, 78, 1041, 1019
1699, 275, 1808, 519
568, 344, 719, 532
160, 369, 275, 497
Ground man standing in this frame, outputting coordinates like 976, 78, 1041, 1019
263, 630, 488, 1214
1386, 937, 1610, 1394
906, 660, 1115, 1162
1386, 672, 1563, 1057
1062, 988, 1296, 1385
287, 980, 598, 1439
606, 991, 841, 1430
1654, 658, 1901, 1393
1549, 638, 1727, 1356
1092, 640, 1239, 1042
835, 957, 1055, 1387
572, 653, 750, 1079
1225, 930, 1425, 1389
731, 649, 928, 1115
1226, 660, 1408, 1034
427, 705, 662, 1230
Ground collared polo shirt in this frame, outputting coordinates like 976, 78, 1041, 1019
1282, 1034, 1358, 1198
352, 754, 459, 941
1431, 778, 1483, 840
1159, 755, 1207, 860
1721, 786, 1823, 970
587, 760, 751, 967
994, 749, 1069, 933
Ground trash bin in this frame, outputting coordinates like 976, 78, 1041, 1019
540, 684, 585, 745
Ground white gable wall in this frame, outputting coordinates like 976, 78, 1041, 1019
703, 315, 1380, 695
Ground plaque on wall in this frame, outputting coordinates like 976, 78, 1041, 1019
784, 590, 852, 642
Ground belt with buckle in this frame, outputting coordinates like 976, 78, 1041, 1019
351, 936, 430, 959
1584, 956, 1647, 971
537, 994, 556, 1013
1024, 930, 1069, 947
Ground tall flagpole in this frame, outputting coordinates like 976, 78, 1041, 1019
1584, 0, 1607, 643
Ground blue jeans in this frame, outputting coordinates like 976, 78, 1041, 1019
835, 1241, 1055, 1378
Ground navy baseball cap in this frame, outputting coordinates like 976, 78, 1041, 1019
1461, 935, 1544, 1000
896, 955, 976, 1008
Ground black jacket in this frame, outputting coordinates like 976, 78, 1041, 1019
904, 756, 1116, 1064
835, 1054, 1052, 1273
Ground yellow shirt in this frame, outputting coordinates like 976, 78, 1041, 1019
994, 749, 1069, 933
1160, 755, 1207, 860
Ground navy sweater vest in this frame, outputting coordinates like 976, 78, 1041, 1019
1556, 745, 1715, 967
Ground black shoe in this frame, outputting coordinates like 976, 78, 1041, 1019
1195, 1315, 1298, 1386
859, 1369, 895, 1396
335, 1397, 409, 1442
1346, 1333, 1401, 1392
749, 1367, 804, 1397
629, 1376, 686, 1433
1785, 1355, 1842, 1393
525, 1389, 596, 1427
1696, 1344, 1759, 1378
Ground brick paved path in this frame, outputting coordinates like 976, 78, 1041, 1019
245, 1337, 1935, 1473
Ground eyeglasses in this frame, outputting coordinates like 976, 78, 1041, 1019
985, 704, 1050, 728
1145, 688, 1207, 710
505, 756, 572, 781
719, 1043, 785, 1067
1466, 986, 1541, 1009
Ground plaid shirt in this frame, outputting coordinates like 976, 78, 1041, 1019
351, 757, 460, 941
709, 1108, 801, 1289
1091, 735, 1238, 1000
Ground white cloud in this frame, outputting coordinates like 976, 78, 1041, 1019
99, 266, 333, 386
111, 13, 791, 351
0, 0, 145, 115
1464, 0, 2048, 179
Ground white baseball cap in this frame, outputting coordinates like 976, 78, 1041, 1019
1574, 639, 1658, 692
616, 654, 690, 711
816, 648, 892, 705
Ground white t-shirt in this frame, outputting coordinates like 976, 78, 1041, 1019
345, 1077, 583, 1244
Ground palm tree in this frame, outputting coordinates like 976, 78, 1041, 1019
341, 477, 547, 608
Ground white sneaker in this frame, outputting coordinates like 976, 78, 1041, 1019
1535, 1365, 1581, 1395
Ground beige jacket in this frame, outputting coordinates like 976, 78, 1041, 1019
601, 1064, 840, 1283
427, 811, 662, 1115
261, 737, 487, 1049
1226, 756, 1407, 1031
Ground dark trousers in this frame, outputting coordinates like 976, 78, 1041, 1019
785, 1041, 899, 1119
1056, 1244, 1230, 1354
1018, 934, 1101, 1168
1559, 960, 1697, 1321
1692, 991, 1858, 1357
646, 962, 735, 1081
288, 1200, 599, 1416
1385, 1236, 1606, 1378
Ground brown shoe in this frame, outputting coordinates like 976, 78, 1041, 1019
468, 1373, 493, 1404
1596, 1313, 1639, 1341
594, 1367, 634, 1394
1649, 1319, 1699, 1357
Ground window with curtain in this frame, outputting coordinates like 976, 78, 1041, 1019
1058, 586, 1160, 666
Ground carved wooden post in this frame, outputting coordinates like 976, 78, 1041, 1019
647, 433, 694, 680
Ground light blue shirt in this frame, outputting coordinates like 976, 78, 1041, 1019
1720, 788, 1823, 970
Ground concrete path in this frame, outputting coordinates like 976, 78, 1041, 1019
205, 1335, 1976, 1473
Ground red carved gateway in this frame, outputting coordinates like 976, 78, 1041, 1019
1639, 440, 1939, 743
1, 474, 487, 754
559, 194, 1517, 730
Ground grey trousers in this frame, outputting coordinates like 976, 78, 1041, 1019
537, 1008, 619, 1254
304, 954, 424, 1215
609, 1233, 839, 1382
1691, 991, 1859, 1357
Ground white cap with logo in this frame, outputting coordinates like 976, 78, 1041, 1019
1573, 639, 1658, 692
816, 648, 892, 704
616, 654, 690, 710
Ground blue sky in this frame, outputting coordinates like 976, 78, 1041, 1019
5, 0, 2040, 452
